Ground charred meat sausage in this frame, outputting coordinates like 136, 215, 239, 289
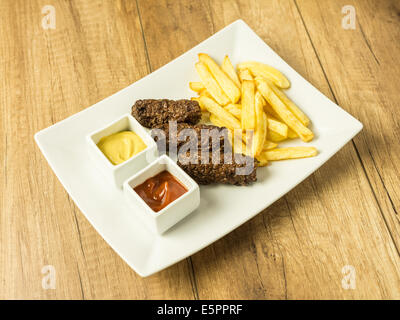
131, 99, 201, 128
151, 123, 230, 153
177, 151, 257, 186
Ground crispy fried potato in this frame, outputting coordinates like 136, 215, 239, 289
287, 128, 298, 139
263, 140, 278, 150
224, 103, 242, 118
264, 105, 298, 138
221, 55, 241, 87
200, 96, 241, 130
268, 130, 287, 142
199, 88, 214, 100
268, 81, 310, 126
241, 80, 256, 130
189, 81, 205, 93
238, 68, 253, 82
199, 53, 240, 103
251, 111, 268, 156
259, 147, 318, 161
255, 91, 266, 109
195, 62, 230, 105
250, 92, 267, 156
256, 78, 314, 142
256, 156, 269, 167
268, 118, 288, 137
209, 114, 224, 127
238, 61, 290, 89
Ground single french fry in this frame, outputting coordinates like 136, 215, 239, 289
263, 140, 278, 150
199, 53, 240, 103
209, 114, 224, 127
238, 61, 290, 89
200, 96, 241, 130
268, 118, 288, 138
263, 102, 280, 120
268, 81, 310, 126
268, 130, 287, 142
199, 88, 214, 100
260, 147, 318, 161
256, 156, 269, 167
287, 128, 298, 139
264, 105, 299, 138
195, 61, 230, 105
191, 97, 207, 112
224, 103, 242, 119
221, 55, 241, 87
250, 92, 267, 156
241, 80, 256, 130
256, 78, 314, 142
238, 68, 253, 82
189, 81, 205, 93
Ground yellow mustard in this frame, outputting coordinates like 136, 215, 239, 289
97, 131, 147, 165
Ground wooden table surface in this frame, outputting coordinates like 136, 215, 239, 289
1, 0, 400, 299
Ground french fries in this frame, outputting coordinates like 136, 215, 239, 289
241, 80, 256, 130
224, 103, 242, 118
250, 92, 267, 156
252, 111, 268, 156
256, 77, 314, 142
268, 82, 310, 126
195, 61, 230, 105
190, 54, 317, 167
200, 96, 241, 130
198, 53, 241, 103
268, 118, 288, 138
221, 55, 241, 87
238, 68, 253, 82
189, 81, 205, 93
258, 147, 318, 161
263, 140, 278, 150
287, 129, 298, 139
268, 130, 287, 142
199, 88, 214, 100
238, 61, 290, 89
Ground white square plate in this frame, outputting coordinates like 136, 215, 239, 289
35, 20, 362, 277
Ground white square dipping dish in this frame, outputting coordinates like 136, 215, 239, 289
86, 114, 158, 188
34, 19, 363, 276
123, 155, 200, 235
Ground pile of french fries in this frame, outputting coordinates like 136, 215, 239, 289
190, 53, 317, 166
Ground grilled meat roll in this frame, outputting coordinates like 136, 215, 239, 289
177, 150, 257, 186
131, 99, 201, 128
151, 123, 230, 153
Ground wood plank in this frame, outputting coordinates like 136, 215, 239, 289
1, 0, 400, 300
184, 0, 400, 299
294, 0, 400, 249
0, 0, 195, 299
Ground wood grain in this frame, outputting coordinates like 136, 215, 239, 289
1, 0, 400, 299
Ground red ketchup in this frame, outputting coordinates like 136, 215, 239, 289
134, 171, 188, 212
